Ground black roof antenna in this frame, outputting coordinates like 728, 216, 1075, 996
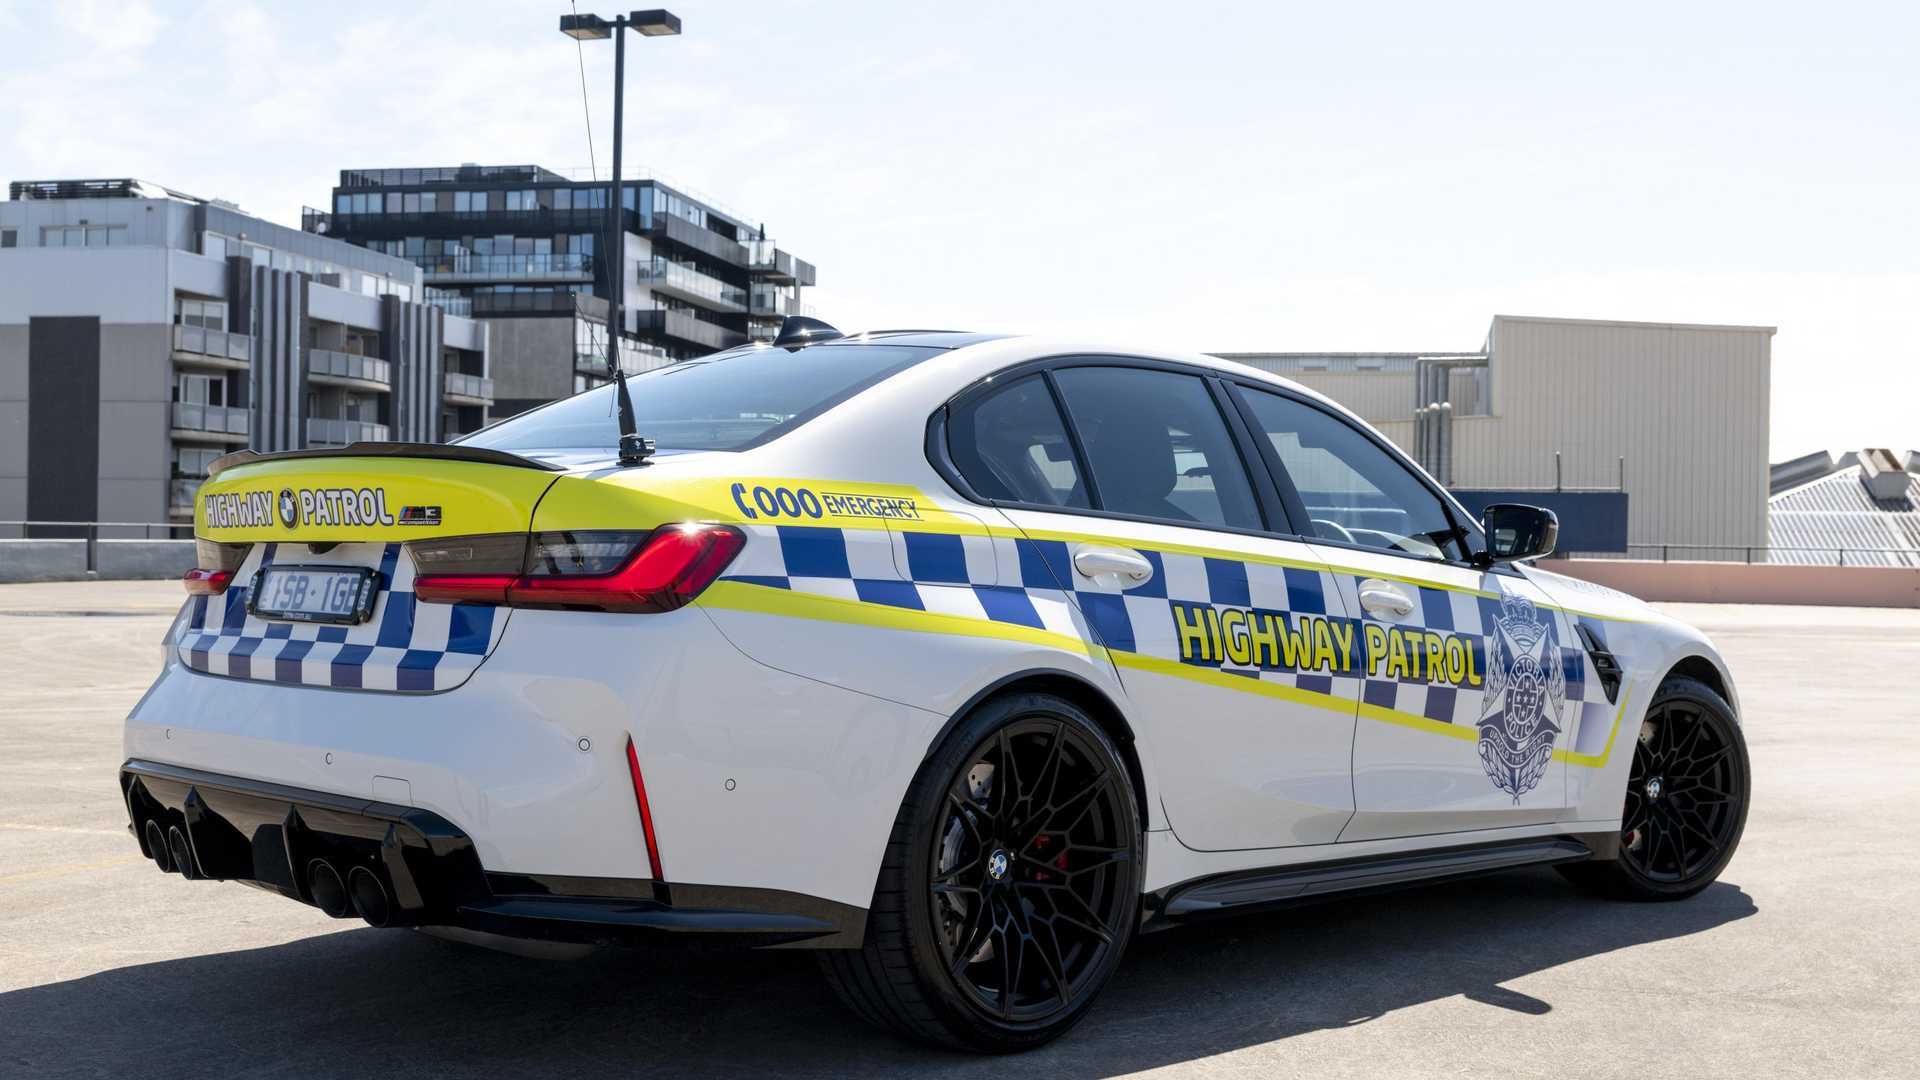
772, 316, 844, 351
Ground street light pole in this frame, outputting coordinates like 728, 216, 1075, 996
560, 9, 681, 466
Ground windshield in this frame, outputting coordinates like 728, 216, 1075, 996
460, 344, 942, 453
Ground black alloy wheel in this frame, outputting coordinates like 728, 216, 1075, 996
819, 692, 1142, 1052
1561, 676, 1750, 900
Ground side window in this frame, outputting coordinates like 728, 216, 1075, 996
947, 374, 1089, 509
1051, 367, 1261, 530
1236, 386, 1467, 561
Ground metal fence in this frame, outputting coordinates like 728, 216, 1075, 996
1563, 543, 1920, 567
1, 521, 194, 574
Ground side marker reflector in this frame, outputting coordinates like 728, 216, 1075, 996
625, 737, 665, 882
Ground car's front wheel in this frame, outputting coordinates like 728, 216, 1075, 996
1561, 675, 1750, 900
819, 691, 1142, 1052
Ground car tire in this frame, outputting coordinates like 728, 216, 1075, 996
818, 691, 1143, 1053
1559, 675, 1750, 901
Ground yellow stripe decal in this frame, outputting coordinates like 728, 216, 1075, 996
704, 580, 1629, 768
1557, 690, 1632, 768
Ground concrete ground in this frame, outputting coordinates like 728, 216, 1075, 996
1, 582, 1915, 1079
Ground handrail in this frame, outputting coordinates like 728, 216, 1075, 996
1564, 543, 1920, 567
1, 521, 195, 571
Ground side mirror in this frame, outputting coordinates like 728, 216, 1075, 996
1480, 503, 1558, 563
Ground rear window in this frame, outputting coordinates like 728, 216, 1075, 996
461, 344, 941, 453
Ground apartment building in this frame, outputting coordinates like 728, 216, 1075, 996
305, 164, 815, 415
0, 178, 493, 527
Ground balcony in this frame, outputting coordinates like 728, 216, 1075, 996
750, 290, 815, 319
169, 478, 203, 512
575, 342, 676, 378
323, 206, 629, 240
306, 418, 390, 447
649, 212, 747, 266
171, 402, 249, 444
470, 290, 581, 317
443, 371, 494, 403
413, 251, 594, 284
425, 290, 473, 317
308, 348, 391, 390
172, 325, 253, 371
638, 259, 746, 312
636, 309, 747, 353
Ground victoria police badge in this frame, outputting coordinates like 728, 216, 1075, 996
1477, 593, 1565, 800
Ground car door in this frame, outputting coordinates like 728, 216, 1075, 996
1228, 382, 1580, 841
938, 360, 1359, 851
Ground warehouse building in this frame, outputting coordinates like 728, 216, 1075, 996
0, 178, 493, 528
1215, 315, 1775, 557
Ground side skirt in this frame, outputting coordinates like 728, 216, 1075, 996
1142, 834, 1601, 931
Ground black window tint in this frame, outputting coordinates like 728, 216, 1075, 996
948, 375, 1088, 509
1050, 367, 1260, 530
461, 344, 939, 453
1238, 387, 1466, 561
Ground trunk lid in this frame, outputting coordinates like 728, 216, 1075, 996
180, 445, 565, 693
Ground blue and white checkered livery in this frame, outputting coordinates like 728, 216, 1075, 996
171, 542, 506, 693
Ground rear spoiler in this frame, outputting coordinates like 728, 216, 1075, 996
207, 442, 565, 479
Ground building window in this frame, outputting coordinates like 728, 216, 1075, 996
175, 298, 228, 331
385, 192, 402, 214
175, 372, 225, 406
0, 228, 15, 248
403, 192, 421, 213
335, 194, 351, 215
41, 224, 127, 247
173, 446, 221, 478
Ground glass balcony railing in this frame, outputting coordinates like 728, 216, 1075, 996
749, 290, 814, 318
443, 372, 494, 400
169, 478, 203, 510
425, 290, 473, 316
171, 402, 249, 437
172, 324, 253, 365
637, 258, 746, 311
306, 418, 390, 447
411, 252, 593, 281
308, 349, 391, 386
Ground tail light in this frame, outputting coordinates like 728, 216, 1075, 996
411, 524, 745, 613
183, 568, 234, 596
184, 539, 250, 595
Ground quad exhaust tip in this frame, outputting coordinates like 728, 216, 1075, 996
306, 859, 352, 918
347, 866, 393, 928
143, 820, 173, 874
166, 826, 197, 879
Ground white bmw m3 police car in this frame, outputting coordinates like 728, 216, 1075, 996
125, 320, 1750, 1052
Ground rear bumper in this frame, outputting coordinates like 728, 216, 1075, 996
121, 759, 865, 949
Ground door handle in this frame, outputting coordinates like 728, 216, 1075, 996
1073, 547, 1153, 584
1358, 578, 1415, 617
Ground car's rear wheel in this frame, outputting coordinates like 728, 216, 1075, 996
819, 691, 1142, 1052
1560, 676, 1750, 900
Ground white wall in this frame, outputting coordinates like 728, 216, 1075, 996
1470, 316, 1771, 548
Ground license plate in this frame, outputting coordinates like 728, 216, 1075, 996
249, 565, 380, 625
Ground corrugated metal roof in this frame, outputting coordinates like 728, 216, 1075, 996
1767, 465, 1920, 566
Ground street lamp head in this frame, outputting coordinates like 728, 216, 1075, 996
629, 9, 682, 35
559, 13, 613, 40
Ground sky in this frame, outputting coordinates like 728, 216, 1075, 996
1, 0, 1913, 461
